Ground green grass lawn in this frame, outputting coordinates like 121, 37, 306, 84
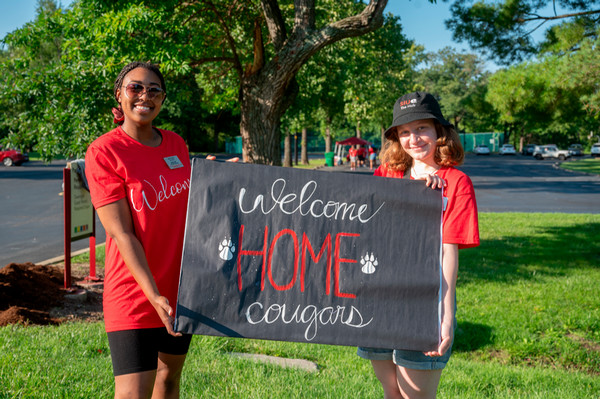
286, 157, 328, 169
560, 157, 600, 175
1, 213, 599, 398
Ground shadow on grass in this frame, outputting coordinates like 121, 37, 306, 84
453, 321, 493, 353
458, 221, 600, 285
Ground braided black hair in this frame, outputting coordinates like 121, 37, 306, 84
113, 61, 167, 103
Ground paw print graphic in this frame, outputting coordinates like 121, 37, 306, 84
360, 252, 378, 274
218, 237, 235, 261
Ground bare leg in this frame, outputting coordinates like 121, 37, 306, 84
396, 367, 443, 399
151, 352, 187, 399
114, 370, 156, 399
370, 360, 404, 399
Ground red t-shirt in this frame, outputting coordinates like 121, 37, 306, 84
85, 127, 191, 332
374, 165, 479, 249
349, 148, 358, 158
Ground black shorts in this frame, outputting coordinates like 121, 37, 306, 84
107, 328, 193, 376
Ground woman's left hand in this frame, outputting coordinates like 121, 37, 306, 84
423, 320, 453, 357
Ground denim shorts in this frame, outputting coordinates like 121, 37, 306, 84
357, 312, 456, 370
356, 344, 452, 370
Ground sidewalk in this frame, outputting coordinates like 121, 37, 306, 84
314, 162, 376, 175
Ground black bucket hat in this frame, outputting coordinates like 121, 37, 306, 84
384, 91, 453, 140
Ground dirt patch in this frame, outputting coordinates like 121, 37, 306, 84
567, 333, 600, 353
0, 262, 103, 327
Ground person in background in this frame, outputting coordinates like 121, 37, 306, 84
358, 145, 367, 167
368, 145, 378, 170
357, 91, 480, 399
86, 61, 192, 399
349, 145, 359, 171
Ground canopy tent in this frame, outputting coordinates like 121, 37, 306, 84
334, 136, 370, 164
335, 137, 370, 146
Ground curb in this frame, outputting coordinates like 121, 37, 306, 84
38, 244, 106, 266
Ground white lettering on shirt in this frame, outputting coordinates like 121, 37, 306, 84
130, 175, 191, 212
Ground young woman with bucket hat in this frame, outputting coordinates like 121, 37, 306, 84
357, 91, 480, 398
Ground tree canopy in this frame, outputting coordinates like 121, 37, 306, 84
416, 47, 500, 134
446, 0, 600, 64
446, 0, 600, 147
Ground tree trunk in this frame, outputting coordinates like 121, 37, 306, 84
325, 125, 332, 153
519, 135, 524, 153
453, 115, 461, 133
213, 113, 221, 153
356, 120, 361, 138
301, 127, 309, 165
239, 66, 298, 166
294, 132, 299, 165
240, 81, 284, 165
283, 131, 292, 167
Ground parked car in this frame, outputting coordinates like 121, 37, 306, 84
532, 144, 571, 160
591, 143, 600, 158
522, 144, 536, 155
0, 146, 29, 167
473, 145, 491, 155
568, 144, 584, 156
499, 144, 516, 155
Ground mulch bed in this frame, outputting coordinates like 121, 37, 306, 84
0, 262, 103, 327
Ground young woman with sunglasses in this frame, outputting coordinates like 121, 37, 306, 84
85, 62, 192, 399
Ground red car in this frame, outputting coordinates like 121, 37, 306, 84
0, 146, 29, 166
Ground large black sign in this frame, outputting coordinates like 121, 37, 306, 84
175, 159, 443, 351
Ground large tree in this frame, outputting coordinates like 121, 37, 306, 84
235, 0, 388, 164
485, 25, 600, 146
446, 0, 600, 146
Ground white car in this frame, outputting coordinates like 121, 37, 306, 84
591, 143, 600, 158
499, 144, 516, 155
473, 145, 491, 155
533, 144, 571, 160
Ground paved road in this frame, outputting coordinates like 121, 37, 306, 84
1, 160, 106, 266
1, 154, 598, 266
321, 154, 600, 213
458, 155, 600, 213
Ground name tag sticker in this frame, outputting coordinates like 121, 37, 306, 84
164, 156, 184, 169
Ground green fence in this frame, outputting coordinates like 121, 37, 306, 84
225, 136, 243, 154
225, 133, 500, 155
460, 132, 505, 153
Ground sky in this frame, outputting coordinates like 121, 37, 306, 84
0, 0, 512, 70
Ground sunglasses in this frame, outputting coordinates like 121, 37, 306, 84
122, 83, 166, 100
